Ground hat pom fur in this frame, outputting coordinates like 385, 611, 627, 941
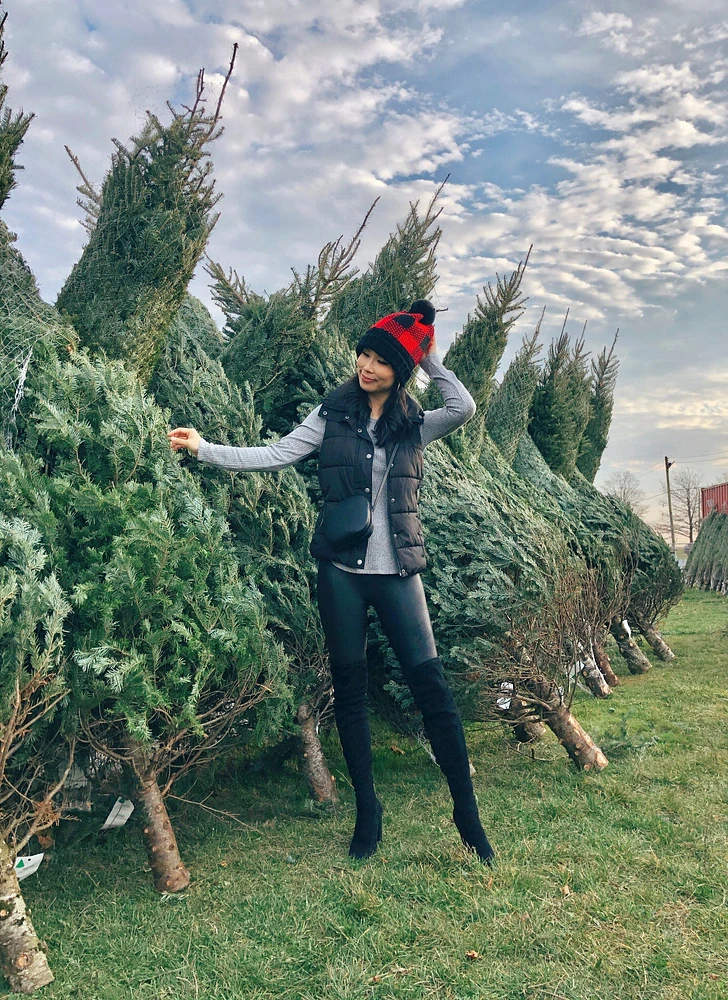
408, 299, 436, 325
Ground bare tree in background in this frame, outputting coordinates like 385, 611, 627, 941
661, 466, 703, 543
603, 471, 649, 519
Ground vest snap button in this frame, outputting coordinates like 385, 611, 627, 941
400, 569, 406, 577
366, 453, 372, 459
357, 428, 362, 433
357, 559, 363, 565
390, 497, 395, 502
393, 533, 398, 538
365, 488, 370, 493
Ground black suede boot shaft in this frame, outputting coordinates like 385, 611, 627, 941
403, 656, 495, 864
331, 657, 382, 859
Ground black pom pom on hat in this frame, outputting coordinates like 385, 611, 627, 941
409, 299, 436, 325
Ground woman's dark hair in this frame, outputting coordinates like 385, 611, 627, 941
340, 374, 416, 447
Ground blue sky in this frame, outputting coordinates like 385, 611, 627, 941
3, 0, 728, 532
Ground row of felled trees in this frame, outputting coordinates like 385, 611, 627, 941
0, 17, 681, 993
685, 512, 728, 593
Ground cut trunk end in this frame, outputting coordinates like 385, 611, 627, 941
0, 838, 54, 994
525, 676, 608, 771
134, 772, 190, 894
610, 617, 651, 674
637, 621, 676, 662
296, 701, 339, 805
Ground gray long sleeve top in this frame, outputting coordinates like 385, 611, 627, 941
196, 353, 476, 575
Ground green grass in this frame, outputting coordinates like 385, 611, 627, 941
8, 591, 728, 1000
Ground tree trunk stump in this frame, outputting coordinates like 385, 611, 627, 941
610, 617, 651, 674
130, 746, 190, 894
635, 618, 676, 662
0, 837, 54, 994
579, 650, 612, 698
524, 676, 608, 771
296, 701, 339, 805
594, 635, 620, 687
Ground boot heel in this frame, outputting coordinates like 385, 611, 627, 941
349, 799, 383, 860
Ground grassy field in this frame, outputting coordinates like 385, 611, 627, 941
7, 590, 728, 1000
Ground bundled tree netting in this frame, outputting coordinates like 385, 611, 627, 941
485, 328, 541, 465
576, 333, 619, 483
685, 512, 728, 594
56, 52, 237, 385
0, 220, 75, 449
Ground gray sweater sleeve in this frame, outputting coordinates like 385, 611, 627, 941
419, 353, 477, 447
195, 353, 474, 469
196, 407, 325, 471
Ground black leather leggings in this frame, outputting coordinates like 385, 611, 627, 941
316, 560, 438, 670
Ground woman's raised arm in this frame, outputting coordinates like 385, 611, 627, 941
419, 352, 476, 447
167, 407, 325, 472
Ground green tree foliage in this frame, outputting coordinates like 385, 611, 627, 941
325, 193, 442, 349
209, 199, 396, 437
528, 328, 592, 481
0, 7, 34, 211
56, 57, 237, 384
0, 513, 73, 850
17, 349, 289, 753
150, 294, 331, 754
486, 328, 542, 464
423, 253, 530, 464
577, 333, 619, 482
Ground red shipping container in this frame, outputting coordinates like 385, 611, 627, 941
702, 482, 728, 519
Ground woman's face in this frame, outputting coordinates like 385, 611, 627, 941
357, 348, 397, 394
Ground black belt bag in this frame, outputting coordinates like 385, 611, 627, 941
321, 443, 400, 552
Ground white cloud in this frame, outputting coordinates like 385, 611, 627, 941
576, 11, 655, 56
578, 12, 634, 37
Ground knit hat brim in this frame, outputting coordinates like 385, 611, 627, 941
356, 328, 415, 386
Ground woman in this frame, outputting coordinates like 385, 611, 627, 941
167, 300, 494, 864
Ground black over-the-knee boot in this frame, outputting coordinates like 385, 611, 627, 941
403, 656, 494, 864
331, 657, 382, 859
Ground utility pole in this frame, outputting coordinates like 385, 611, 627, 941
664, 456, 676, 556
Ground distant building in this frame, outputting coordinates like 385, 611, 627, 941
701, 482, 728, 519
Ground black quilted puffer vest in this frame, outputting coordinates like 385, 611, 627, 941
309, 382, 427, 576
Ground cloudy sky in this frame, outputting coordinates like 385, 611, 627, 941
3, 0, 728, 534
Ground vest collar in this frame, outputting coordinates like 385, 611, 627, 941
321, 381, 425, 427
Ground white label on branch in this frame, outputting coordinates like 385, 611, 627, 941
101, 797, 135, 830
622, 619, 632, 637
15, 853, 44, 881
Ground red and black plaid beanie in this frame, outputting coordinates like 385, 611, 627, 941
356, 299, 436, 386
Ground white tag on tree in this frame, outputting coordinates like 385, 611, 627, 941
101, 797, 135, 830
15, 853, 44, 881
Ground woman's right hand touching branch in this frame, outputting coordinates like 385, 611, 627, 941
167, 427, 202, 456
